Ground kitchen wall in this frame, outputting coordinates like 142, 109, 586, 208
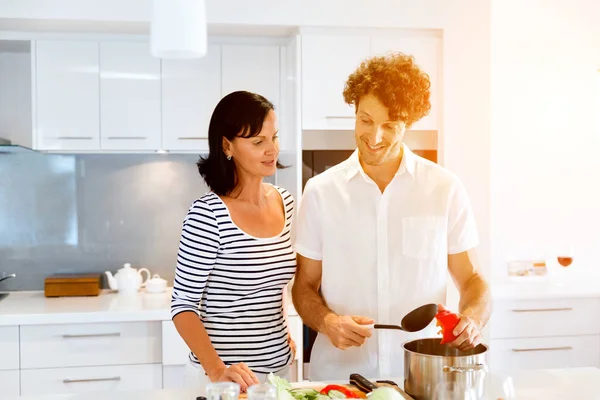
490, 0, 600, 281
0, 152, 296, 291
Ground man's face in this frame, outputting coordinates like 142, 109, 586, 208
354, 93, 406, 167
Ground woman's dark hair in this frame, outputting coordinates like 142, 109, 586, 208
197, 91, 286, 195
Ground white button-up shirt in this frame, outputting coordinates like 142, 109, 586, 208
294, 144, 479, 381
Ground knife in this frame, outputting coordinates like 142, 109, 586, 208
349, 373, 379, 393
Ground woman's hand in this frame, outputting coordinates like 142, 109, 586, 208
209, 363, 260, 392
288, 332, 297, 360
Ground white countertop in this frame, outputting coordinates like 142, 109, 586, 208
492, 270, 600, 301
6, 368, 600, 400
0, 288, 298, 326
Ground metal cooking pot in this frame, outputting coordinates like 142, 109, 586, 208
403, 338, 488, 400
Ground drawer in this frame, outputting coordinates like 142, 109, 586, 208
20, 364, 162, 396
163, 365, 186, 389
162, 320, 190, 366
491, 298, 600, 339
0, 370, 20, 397
489, 335, 600, 371
0, 326, 19, 370
20, 321, 161, 369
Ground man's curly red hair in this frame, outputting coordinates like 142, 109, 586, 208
343, 52, 431, 128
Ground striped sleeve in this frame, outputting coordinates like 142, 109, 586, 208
171, 198, 220, 319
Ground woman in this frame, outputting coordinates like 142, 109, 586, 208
171, 91, 297, 391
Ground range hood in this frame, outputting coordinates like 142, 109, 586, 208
0, 137, 37, 154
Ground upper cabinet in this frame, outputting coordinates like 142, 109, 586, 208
100, 42, 161, 150
35, 40, 100, 150
370, 34, 441, 131
300, 34, 370, 131
161, 44, 222, 151
221, 44, 281, 110
299, 30, 441, 132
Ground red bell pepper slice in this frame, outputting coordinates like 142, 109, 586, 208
435, 306, 461, 344
320, 384, 361, 398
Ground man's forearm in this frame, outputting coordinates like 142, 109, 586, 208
458, 273, 491, 329
292, 280, 334, 334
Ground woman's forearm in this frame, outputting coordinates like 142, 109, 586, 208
172, 311, 225, 380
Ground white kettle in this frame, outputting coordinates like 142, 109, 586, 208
105, 263, 151, 296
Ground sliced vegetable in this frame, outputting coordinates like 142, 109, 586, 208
367, 387, 403, 400
319, 385, 360, 399
435, 308, 461, 344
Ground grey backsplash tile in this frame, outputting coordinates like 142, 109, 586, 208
0, 152, 296, 291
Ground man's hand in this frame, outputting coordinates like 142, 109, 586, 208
448, 313, 482, 351
323, 314, 374, 350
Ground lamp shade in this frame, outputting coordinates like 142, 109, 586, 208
150, 0, 208, 59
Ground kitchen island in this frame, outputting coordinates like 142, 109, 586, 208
5, 367, 600, 400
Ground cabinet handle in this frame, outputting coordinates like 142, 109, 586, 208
63, 377, 121, 384
55, 137, 94, 140
62, 333, 120, 339
511, 307, 573, 313
177, 137, 206, 140
512, 346, 573, 352
325, 116, 355, 119
106, 136, 146, 140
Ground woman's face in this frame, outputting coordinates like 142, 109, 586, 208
224, 109, 280, 179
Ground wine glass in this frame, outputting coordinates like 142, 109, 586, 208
556, 243, 574, 267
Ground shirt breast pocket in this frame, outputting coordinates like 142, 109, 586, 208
401, 216, 446, 260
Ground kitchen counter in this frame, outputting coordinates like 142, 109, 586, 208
0, 288, 298, 326
5, 367, 600, 400
492, 270, 600, 301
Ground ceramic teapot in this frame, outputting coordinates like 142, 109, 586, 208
105, 263, 151, 296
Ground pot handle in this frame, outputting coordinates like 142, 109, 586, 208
443, 364, 487, 373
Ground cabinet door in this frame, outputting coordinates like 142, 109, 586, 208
35, 40, 100, 150
0, 370, 20, 397
370, 34, 441, 131
100, 42, 161, 150
0, 326, 19, 370
221, 44, 281, 113
301, 34, 370, 130
20, 364, 162, 396
161, 44, 221, 151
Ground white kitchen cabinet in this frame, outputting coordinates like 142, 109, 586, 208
34, 40, 100, 150
161, 44, 222, 151
20, 364, 162, 396
0, 325, 19, 370
20, 321, 161, 369
490, 296, 600, 372
490, 335, 600, 370
370, 34, 441, 131
300, 34, 370, 130
99, 42, 161, 150
491, 297, 600, 339
0, 370, 20, 397
221, 44, 281, 112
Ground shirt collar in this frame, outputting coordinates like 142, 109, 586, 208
344, 142, 417, 181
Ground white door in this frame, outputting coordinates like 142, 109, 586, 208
370, 34, 441, 131
0, 370, 20, 397
100, 42, 161, 150
35, 40, 100, 150
300, 34, 370, 130
221, 44, 281, 114
161, 44, 222, 151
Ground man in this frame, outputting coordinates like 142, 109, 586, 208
292, 53, 491, 381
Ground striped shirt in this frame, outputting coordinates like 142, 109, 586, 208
171, 185, 297, 374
